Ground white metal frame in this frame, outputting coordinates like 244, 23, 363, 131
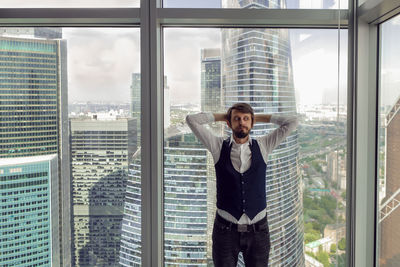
354, 0, 400, 266
2, 0, 399, 265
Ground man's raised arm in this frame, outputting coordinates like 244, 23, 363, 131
185, 112, 223, 155
256, 114, 299, 154
254, 114, 272, 124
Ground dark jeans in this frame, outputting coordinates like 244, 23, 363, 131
212, 214, 271, 267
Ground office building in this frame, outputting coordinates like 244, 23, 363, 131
201, 48, 221, 113
130, 73, 170, 130
379, 97, 400, 266
0, 31, 71, 266
120, 126, 209, 266
0, 155, 59, 266
70, 117, 136, 266
130, 73, 141, 118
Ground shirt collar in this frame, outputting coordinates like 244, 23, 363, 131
229, 135, 252, 146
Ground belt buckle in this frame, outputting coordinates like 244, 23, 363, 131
237, 224, 247, 232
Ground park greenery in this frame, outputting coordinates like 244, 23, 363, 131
299, 119, 347, 266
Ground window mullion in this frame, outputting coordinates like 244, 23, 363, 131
141, 0, 163, 266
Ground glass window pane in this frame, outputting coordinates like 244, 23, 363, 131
163, 27, 347, 266
2, 0, 139, 8
164, 0, 348, 10
0, 27, 140, 266
377, 13, 400, 267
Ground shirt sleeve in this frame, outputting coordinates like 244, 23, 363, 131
258, 114, 299, 156
185, 112, 223, 162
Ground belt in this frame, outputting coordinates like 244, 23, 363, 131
215, 213, 268, 233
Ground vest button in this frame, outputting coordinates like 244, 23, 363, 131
243, 209, 245, 212
241, 181, 244, 184
242, 200, 245, 203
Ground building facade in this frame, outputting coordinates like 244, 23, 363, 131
0, 31, 71, 266
379, 98, 400, 266
0, 155, 59, 266
201, 48, 221, 114
70, 118, 136, 266
119, 126, 209, 266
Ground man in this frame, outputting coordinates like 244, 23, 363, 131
186, 103, 298, 267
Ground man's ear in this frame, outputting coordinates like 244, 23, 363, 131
226, 120, 232, 129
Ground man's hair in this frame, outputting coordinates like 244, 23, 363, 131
226, 103, 254, 126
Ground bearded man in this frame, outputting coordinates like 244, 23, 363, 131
186, 103, 298, 267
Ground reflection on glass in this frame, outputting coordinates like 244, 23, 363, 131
164, 27, 347, 266
378, 14, 400, 267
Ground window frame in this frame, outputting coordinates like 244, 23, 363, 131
6, 0, 400, 265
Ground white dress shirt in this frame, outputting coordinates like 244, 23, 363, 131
186, 112, 299, 225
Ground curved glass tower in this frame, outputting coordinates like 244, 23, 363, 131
163, 129, 208, 266
119, 149, 142, 267
221, 3, 303, 267
119, 127, 209, 267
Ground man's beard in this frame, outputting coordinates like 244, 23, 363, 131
233, 128, 249, 139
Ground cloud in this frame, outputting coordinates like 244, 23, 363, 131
164, 28, 221, 104
64, 28, 140, 103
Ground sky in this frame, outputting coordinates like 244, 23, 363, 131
4, 0, 398, 108
380, 15, 400, 109
64, 28, 140, 103
64, 27, 347, 106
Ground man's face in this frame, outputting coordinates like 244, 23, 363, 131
229, 110, 253, 139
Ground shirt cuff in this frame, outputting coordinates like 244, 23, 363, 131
206, 112, 215, 123
270, 115, 279, 124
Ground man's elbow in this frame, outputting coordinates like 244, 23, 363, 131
185, 114, 194, 126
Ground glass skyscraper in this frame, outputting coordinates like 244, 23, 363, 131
221, 1, 304, 266
0, 35, 61, 157
70, 118, 136, 266
0, 155, 59, 266
119, 127, 209, 267
0, 30, 71, 266
201, 48, 222, 114
119, 148, 142, 266
163, 129, 208, 266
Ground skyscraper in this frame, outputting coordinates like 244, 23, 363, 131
130, 73, 170, 129
0, 30, 71, 266
130, 73, 141, 118
70, 117, 136, 266
119, 148, 142, 267
379, 98, 400, 266
0, 155, 59, 266
119, 126, 209, 266
201, 48, 222, 261
0, 34, 64, 158
221, 1, 304, 266
201, 48, 221, 113
163, 128, 209, 265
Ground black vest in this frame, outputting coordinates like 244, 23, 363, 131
215, 138, 267, 221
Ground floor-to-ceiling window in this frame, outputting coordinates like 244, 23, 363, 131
0, 1, 354, 266
377, 13, 400, 267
